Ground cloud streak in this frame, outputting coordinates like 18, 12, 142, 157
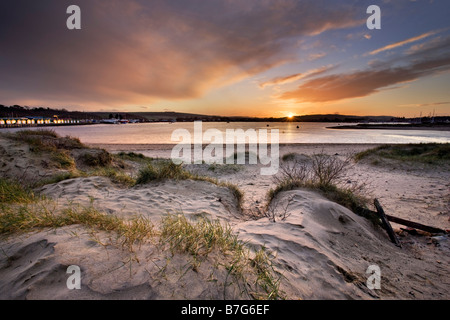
368, 30, 439, 55
280, 36, 450, 103
259, 65, 335, 88
398, 102, 450, 108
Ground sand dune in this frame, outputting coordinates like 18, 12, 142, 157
2, 185, 448, 300
0, 136, 66, 183
0, 226, 253, 299
0, 133, 449, 300
236, 190, 449, 299
38, 177, 242, 223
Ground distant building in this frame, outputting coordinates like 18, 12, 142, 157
0, 115, 80, 127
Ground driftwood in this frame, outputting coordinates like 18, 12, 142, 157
356, 204, 447, 235
355, 199, 447, 246
384, 215, 447, 235
374, 199, 402, 248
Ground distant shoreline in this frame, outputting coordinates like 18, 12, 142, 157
87, 143, 389, 160
87, 142, 385, 151
328, 123, 450, 131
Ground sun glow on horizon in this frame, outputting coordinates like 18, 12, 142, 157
1, 2, 449, 118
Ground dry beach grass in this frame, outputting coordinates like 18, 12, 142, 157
0, 130, 449, 299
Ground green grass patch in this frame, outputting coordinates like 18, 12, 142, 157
250, 246, 283, 300
0, 178, 38, 204
136, 161, 190, 183
160, 214, 283, 299
355, 143, 450, 164
33, 167, 134, 188
13, 129, 59, 138
116, 152, 154, 163
136, 161, 244, 209
80, 150, 112, 167
11, 130, 85, 151
62, 206, 154, 250
160, 214, 241, 257
314, 183, 369, 213
268, 153, 369, 213
51, 150, 76, 169
33, 171, 84, 187
220, 182, 244, 208
266, 179, 303, 204
93, 167, 135, 187
4, 131, 139, 187
0, 201, 154, 250
7, 130, 83, 170
267, 179, 369, 215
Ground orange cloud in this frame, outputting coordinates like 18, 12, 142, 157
259, 65, 335, 88
368, 30, 439, 55
280, 37, 450, 103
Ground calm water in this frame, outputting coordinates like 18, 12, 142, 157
3, 122, 450, 144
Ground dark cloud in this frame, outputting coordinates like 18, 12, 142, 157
0, 0, 361, 108
280, 36, 450, 103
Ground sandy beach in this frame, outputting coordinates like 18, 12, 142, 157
89, 143, 450, 229
0, 133, 449, 300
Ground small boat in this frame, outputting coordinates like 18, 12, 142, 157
100, 119, 119, 124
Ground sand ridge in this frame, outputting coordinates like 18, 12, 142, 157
37, 176, 242, 223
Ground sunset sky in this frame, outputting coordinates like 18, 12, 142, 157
1, 0, 450, 117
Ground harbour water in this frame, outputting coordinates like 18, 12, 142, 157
2, 122, 450, 145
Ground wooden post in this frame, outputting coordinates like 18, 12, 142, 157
374, 199, 402, 248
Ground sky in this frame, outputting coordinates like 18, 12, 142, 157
1, 0, 450, 118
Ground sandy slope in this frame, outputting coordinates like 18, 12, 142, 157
236, 190, 449, 299
38, 177, 242, 223
0, 135, 66, 183
0, 137, 449, 300
0, 226, 255, 300
1, 185, 447, 300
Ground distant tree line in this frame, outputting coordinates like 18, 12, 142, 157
0, 104, 101, 120
4, 104, 445, 123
